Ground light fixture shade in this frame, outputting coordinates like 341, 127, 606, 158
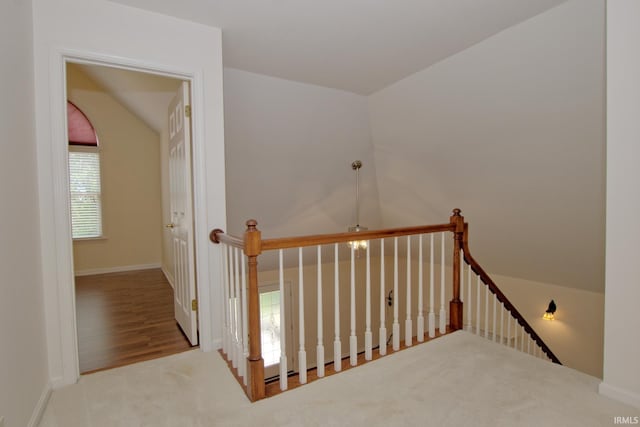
348, 225, 368, 250
543, 299, 556, 320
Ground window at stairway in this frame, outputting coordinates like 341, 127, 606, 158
260, 289, 281, 367
67, 101, 102, 239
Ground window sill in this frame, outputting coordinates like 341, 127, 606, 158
73, 236, 108, 242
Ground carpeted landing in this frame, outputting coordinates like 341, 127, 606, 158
39, 331, 638, 426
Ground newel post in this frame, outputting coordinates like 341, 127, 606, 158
244, 219, 265, 401
450, 209, 464, 331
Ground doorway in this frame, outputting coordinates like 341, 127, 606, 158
66, 62, 197, 373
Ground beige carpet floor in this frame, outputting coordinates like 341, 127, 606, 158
39, 331, 637, 426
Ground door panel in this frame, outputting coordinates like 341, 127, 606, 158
168, 81, 198, 345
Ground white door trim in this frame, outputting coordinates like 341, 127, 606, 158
41, 47, 216, 388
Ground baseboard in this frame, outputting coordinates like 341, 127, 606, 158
161, 266, 175, 289
28, 382, 52, 427
599, 381, 640, 409
74, 263, 161, 277
212, 337, 222, 350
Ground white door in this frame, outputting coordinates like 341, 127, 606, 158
168, 82, 198, 345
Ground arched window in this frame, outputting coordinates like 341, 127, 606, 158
67, 101, 103, 239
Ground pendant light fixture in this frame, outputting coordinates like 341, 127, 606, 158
348, 160, 368, 251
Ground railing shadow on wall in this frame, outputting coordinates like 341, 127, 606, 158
210, 209, 560, 402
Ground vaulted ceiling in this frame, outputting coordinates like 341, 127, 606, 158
100, 0, 605, 293
110, 0, 566, 95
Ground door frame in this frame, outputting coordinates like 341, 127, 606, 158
41, 48, 219, 388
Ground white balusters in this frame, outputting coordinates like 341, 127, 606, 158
379, 240, 387, 356
460, 251, 464, 320
365, 242, 372, 360
240, 253, 248, 383
334, 244, 342, 372
492, 292, 497, 342
392, 237, 400, 351
475, 274, 481, 336
417, 235, 425, 342
466, 262, 472, 332
499, 301, 504, 345
349, 245, 357, 366
298, 247, 307, 384
232, 247, 240, 368
507, 313, 512, 348
279, 249, 288, 391
316, 246, 324, 378
405, 236, 412, 347
439, 232, 446, 334
484, 284, 489, 339
428, 234, 436, 338
221, 244, 229, 356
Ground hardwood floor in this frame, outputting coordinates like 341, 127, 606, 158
75, 268, 194, 374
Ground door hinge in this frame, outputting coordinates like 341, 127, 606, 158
191, 299, 198, 311
185, 105, 191, 118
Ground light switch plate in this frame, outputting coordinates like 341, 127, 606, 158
0, 415, 5, 427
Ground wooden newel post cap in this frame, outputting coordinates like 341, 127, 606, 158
452, 208, 462, 216
246, 219, 258, 231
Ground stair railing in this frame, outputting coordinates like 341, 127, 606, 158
210, 209, 559, 402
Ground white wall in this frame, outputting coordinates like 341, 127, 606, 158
492, 273, 604, 378
223, 68, 381, 238
600, 0, 640, 408
0, 1, 50, 426
32, 0, 226, 388
368, 0, 605, 293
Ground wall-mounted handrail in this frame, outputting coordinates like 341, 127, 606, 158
461, 222, 562, 365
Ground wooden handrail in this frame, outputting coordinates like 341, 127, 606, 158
261, 223, 455, 251
461, 222, 562, 364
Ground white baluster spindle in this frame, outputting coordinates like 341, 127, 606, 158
221, 244, 229, 356
466, 262, 472, 332
492, 293, 497, 343
316, 245, 325, 377
417, 235, 425, 342
333, 244, 342, 372
278, 249, 288, 391
298, 247, 307, 384
439, 232, 446, 334
379, 240, 387, 356
484, 284, 489, 339
241, 253, 248, 382
428, 234, 436, 338
475, 274, 481, 336
349, 245, 357, 366
405, 236, 412, 347
365, 241, 372, 360
392, 237, 400, 351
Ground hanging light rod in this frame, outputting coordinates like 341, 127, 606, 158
348, 160, 367, 251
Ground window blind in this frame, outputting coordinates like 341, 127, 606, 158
69, 151, 102, 239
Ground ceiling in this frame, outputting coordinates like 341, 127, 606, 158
109, 0, 567, 95
75, 64, 182, 133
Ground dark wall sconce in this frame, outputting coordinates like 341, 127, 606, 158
543, 300, 557, 320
